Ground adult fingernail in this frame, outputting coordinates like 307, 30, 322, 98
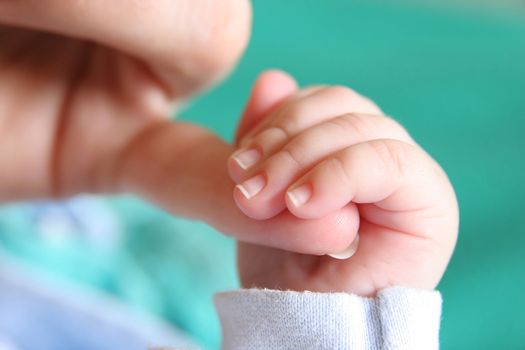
328, 234, 360, 260
232, 148, 261, 170
236, 174, 266, 199
287, 184, 312, 207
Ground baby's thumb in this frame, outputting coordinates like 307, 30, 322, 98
235, 70, 298, 144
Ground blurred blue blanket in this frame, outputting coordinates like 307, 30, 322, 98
0, 259, 195, 350
0, 196, 237, 349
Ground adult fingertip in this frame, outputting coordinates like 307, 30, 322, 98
288, 205, 360, 255
321, 204, 360, 254
327, 234, 360, 259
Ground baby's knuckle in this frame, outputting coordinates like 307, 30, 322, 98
249, 126, 289, 155
250, 128, 272, 147
278, 104, 306, 134
326, 156, 353, 187
278, 147, 305, 169
267, 125, 292, 144
331, 114, 372, 139
380, 116, 412, 138
369, 140, 409, 179
327, 85, 359, 100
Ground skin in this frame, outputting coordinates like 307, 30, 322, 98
0, 2, 458, 297
0, 1, 362, 255
231, 71, 459, 296
0, 0, 252, 200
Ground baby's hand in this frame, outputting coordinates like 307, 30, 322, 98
230, 71, 458, 296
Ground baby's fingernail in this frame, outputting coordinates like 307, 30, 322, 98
236, 174, 266, 199
287, 184, 312, 207
328, 234, 360, 260
232, 148, 261, 170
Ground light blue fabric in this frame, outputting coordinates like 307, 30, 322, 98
215, 288, 442, 350
0, 196, 237, 349
0, 261, 196, 350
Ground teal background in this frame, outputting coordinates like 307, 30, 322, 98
0, 1, 524, 349
181, 0, 525, 348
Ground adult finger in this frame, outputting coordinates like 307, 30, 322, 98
0, 0, 252, 96
115, 122, 360, 254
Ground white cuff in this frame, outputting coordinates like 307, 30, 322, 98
214, 287, 441, 350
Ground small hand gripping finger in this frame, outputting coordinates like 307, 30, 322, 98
285, 139, 446, 221
229, 86, 386, 189
231, 114, 414, 220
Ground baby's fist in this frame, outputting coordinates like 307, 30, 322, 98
231, 71, 458, 296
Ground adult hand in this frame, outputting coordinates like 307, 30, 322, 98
0, 4, 357, 256
0, 2, 390, 274
0, 0, 251, 200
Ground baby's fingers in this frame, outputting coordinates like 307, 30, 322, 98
286, 140, 444, 222
232, 85, 384, 174
232, 115, 412, 220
